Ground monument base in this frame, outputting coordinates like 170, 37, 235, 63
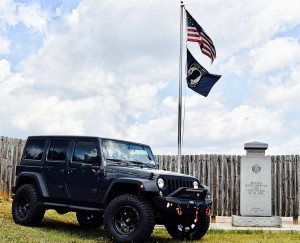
232, 215, 282, 227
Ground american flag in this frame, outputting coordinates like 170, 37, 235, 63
186, 10, 216, 63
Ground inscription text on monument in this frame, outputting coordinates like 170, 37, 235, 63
240, 155, 271, 216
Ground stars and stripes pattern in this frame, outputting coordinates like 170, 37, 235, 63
186, 10, 216, 63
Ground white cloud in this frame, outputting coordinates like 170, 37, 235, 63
0, 59, 33, 94
124, 94, 283, 155
1, 0, 300, 156
212, 0, 300, 55
0, 0, 49, 32
248, 65, 300, 111
219, 36, 300, 77
0, 0, 18, 28
0, 36, 10, 54
0, 59, 11, 79
185, 102, 282, 152
250, 37, 300, 74
17, 2, 49, 33
11, 96, 90, 133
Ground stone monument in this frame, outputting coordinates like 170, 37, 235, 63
232, 141, 282, 227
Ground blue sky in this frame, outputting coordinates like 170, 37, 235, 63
1, 0, 300, 155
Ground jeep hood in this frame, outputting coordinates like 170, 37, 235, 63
105, 165, 196, 180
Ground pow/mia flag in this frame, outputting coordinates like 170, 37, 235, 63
186, 48, 221, 97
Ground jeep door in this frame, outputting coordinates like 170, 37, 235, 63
43, 138, 70, 198
66, 139, 101, 200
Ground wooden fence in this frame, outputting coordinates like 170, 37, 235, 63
0, 136, 25, 197
0, 136, 299, 218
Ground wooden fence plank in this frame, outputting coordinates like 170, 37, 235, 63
217, 155, 223, 216
237, 155, 241, 216
277, 155, 282, 216
281, 155, 286, 216
194, 155, 200, 182
0, 137, 25, 197
211, 154, 218, 216
271, 156, 275, 215
288, 155, 292, 216
232, 155, 238, 215
0, 136, 3, 195
294, 155, 300, 217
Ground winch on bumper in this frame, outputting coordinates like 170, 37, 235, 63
154, 187, 212, 217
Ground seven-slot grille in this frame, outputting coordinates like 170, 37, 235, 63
167, 178, 193, 193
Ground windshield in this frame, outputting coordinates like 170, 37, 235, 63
101, 139, 156, 167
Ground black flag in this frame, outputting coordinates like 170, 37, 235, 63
186, 48, 221, 97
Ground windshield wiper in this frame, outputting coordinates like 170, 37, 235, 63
127, 160, 153, 168
106, 158, 155, 168
106, 158, 129, 166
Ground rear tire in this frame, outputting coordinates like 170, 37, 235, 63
76, 211, 103, 228
104, 194, 155, 243
12, 184, 45, 226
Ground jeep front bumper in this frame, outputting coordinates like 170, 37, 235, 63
154, 187, 212, 218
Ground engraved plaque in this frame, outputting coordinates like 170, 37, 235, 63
240, 153, 271, 216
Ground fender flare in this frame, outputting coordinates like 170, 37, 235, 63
15, 172, 49, 197
103, 177, 159, 204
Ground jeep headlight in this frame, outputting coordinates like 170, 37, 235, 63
157, 178, 165, 189
193, 181, 199, 189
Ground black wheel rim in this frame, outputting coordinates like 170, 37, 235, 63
175, 223, 196, 239
176, 224, 196, 232
18, 195, 30, 218
113, 206, 139, 235
84, 213, 94, 221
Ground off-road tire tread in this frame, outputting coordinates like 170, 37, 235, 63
104, 194, 155, 243
12, 184, 45, 226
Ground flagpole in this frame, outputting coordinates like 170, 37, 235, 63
177, 1, 184, 173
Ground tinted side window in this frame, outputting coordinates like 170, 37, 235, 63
47, 139, 69, 161
23, 139, 46, 160
73, 141, 98, 163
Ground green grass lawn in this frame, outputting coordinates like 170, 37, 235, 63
1, 197, 300, 242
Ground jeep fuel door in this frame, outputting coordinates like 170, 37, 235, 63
66, 139, 101, 200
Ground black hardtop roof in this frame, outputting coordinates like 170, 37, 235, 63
27, 135, 150, 147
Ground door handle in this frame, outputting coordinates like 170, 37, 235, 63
44, 165, 53, 170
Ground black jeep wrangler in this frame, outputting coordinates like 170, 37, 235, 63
12, 136, 212, 242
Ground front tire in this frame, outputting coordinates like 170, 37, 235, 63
12, 184, 45, 226
104, 194, 155, 243
165, 215, 210, 241
76, 211, 103, 228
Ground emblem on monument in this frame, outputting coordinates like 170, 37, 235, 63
252, 164, 261, 173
